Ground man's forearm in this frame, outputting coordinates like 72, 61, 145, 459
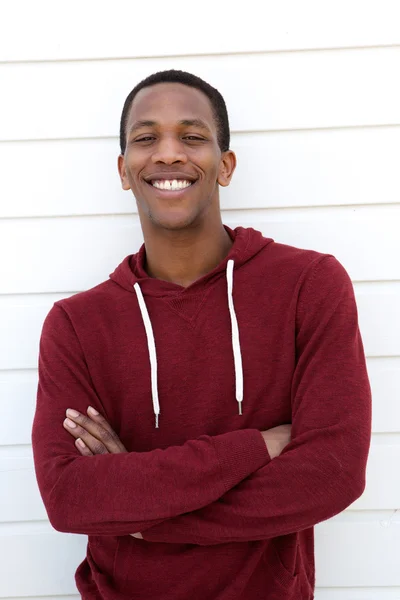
130, 424, 290, 539
141, 424, 369, 545
34, 423, 269, 536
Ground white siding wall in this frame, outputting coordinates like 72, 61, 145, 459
1, 1, 399, 598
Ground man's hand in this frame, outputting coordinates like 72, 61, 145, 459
63, 407, 141, 536
63, 406, 128, 455
261, 424, 292, 459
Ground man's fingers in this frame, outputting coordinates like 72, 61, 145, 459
63, 408, 127, 454
63, 418, 108, 455
83, 406, 127, 453
87, 405, 112, 426
85, 407, 127, 453
75, 437, 93, 456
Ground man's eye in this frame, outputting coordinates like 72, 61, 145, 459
135, 136, 155, 142
183, 136, 204, 141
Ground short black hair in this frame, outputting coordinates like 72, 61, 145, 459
119, 69, 230, 155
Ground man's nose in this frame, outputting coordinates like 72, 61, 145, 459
151, 137, 187, 164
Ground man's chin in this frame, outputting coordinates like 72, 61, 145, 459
147, 210, 202, 232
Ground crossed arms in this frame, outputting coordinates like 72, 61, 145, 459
32, 256, 372, 544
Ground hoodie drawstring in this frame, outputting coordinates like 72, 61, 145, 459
226, 259, 244, 415
133, 260, 244, 427
133, 282, 160, 428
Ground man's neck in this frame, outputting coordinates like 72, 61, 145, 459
141, 221, 233, 288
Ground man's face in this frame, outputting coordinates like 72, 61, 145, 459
118, 82, 236, 231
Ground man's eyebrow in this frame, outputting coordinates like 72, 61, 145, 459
128, 120, 157, 135
178, 119, 210, 131
128, 118, 211, 136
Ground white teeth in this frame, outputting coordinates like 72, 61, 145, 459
152, 179, 193, 191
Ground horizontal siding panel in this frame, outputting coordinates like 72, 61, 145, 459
0, 207, 399, 296
367, 358, 400, 433
1, 440, 398, 523
0, 527, 85, 597
315, 517, 400, 587
355, 283, 400, 358
1, 597, 78, 600
1, 47, 400, 142
0, 378, 38, 448
350, 443, 400, 509
2, 126, 400, 219
0, 457, 47, 522
316, 589, 400, 600
1, 0, 399, 62
0, 375, 38, 445
0, 301, 54, 371
0, 519, 398, 596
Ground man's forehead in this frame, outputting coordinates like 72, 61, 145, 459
127, 83, 215, 128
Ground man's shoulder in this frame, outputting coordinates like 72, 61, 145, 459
263, 239, 334, 275
258, 239, 353, 298
54, 278, 118, 317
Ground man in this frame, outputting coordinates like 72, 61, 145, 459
32, 70, 372, 599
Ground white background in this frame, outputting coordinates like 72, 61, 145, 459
0, 1, 399, 598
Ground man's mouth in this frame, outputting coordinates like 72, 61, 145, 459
149, 179, 194, 191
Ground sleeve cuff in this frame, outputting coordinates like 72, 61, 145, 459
213, 429, 271, 493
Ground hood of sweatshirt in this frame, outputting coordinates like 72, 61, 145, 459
109, 225, 273, 296
109, 225, 274, 427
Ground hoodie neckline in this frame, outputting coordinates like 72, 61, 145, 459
132, 225, 246, 297
109, 225, 274, 298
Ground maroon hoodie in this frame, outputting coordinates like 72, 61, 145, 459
32, 225, 371, 600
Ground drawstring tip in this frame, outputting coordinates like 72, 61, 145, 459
155, 414, 159, 428
238, 401, 243, 416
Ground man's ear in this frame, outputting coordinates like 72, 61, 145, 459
217, 150, 237, 187
117, 154, 131, 191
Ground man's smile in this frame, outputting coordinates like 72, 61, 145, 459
152, 179, 192, 191
143, 171, 199, 195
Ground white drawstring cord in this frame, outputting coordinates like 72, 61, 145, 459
134, 260, 243, 427
226, 260, 244, 415
133, 283, 160, 428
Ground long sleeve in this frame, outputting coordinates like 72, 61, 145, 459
32, 304, 269, 536
142, 256, 372, 545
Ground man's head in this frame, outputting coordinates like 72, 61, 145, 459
117, 70, 236, 232
119, 70, 230, 155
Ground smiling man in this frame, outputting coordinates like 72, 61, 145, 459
32, 70, 372, 600
118, 76, 236, 288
